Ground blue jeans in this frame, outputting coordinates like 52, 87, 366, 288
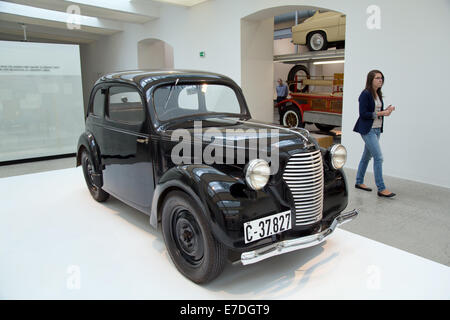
355, 128, 386, 192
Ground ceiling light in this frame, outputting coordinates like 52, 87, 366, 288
313, 60, 345, 65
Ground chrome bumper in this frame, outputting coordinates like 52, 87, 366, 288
239, 209, 359, 265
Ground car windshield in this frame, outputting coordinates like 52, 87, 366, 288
152, 83, 245, 122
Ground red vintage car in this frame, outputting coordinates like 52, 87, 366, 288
277, 70, 343, 132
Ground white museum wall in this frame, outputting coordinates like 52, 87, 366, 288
339, 0, 450, 188
79, 0, 450, 188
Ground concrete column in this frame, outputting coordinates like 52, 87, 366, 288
240, 17, 274, 123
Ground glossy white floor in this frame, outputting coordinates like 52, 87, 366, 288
1, 168, 449, 299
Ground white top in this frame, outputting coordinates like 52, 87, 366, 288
372, 95, 382, 128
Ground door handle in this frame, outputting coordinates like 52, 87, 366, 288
137, 137, 149, 144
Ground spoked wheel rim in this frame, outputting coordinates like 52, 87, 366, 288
283, 110, 299, 127
82, 154, 98, 192
172, 208, 204, 266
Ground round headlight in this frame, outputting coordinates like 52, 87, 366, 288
330, 144, 347, 169
245, 159, 270, 190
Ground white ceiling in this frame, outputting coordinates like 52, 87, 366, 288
0, 0, 209, 44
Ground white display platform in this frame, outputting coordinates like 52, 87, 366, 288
1, 168, 449, 299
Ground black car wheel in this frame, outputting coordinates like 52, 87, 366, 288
81, 150, 109, 202
161, 191, 227, 284
315, 123, 335, 132
281, 105, 304, 128
307, 31, 328, 51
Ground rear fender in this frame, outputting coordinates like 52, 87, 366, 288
76, 131, 103, 187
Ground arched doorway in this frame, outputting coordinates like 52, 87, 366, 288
137, 38, 174, 69
241, 5, 346, 143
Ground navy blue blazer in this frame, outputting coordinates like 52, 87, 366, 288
353, 89, 384, 135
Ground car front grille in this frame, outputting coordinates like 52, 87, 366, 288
282, 149, 324, 226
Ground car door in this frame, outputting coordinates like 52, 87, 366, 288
101, 83, 154, 212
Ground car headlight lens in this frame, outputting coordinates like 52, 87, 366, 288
245, 159, 270, 190
330, 144, 347, 169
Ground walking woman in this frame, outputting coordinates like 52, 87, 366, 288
353, 70, 396, 197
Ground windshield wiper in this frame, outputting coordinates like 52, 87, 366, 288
162, 78, 179, 112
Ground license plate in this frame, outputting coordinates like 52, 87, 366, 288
244, 211, 292, 244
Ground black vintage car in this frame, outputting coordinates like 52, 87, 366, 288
77, 70, 358, 283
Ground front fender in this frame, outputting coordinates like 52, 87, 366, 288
277, 99, 305, 118
150, 164, 287, 250
150, 165, 238, 245
292, 28, 307, 45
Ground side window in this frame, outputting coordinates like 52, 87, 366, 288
108, 86, 145, 124
92, 89, 105, 117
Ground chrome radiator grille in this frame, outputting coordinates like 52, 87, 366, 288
282, 150, 324, 226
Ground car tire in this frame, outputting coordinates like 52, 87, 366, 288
161, 190, 227, 284
287, 64, 310, 93
81, 149, 109, 202
307, 31, 328, 51
281, 105, 304, 128
315, 123, 335, 132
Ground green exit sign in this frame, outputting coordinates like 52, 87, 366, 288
200, 51, 205, 57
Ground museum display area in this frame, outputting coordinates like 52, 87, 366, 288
1, 168, 449, 299
0, 0, 449, 301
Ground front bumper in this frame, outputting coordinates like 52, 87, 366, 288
239, 209, 358, 265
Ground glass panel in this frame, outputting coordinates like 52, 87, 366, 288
203, 84, 240, 113
108, 86, 144, 124
178, 85, 199, 110
0, 41, 85, 162
153, 84, 242, 121
92, 89, 105, 117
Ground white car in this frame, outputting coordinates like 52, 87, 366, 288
292, 11, 346, 51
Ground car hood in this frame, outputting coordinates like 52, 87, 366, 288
161, 117, 318, 154
159, 117, 321, 180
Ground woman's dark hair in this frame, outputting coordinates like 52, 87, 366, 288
365, 69, 384, 99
